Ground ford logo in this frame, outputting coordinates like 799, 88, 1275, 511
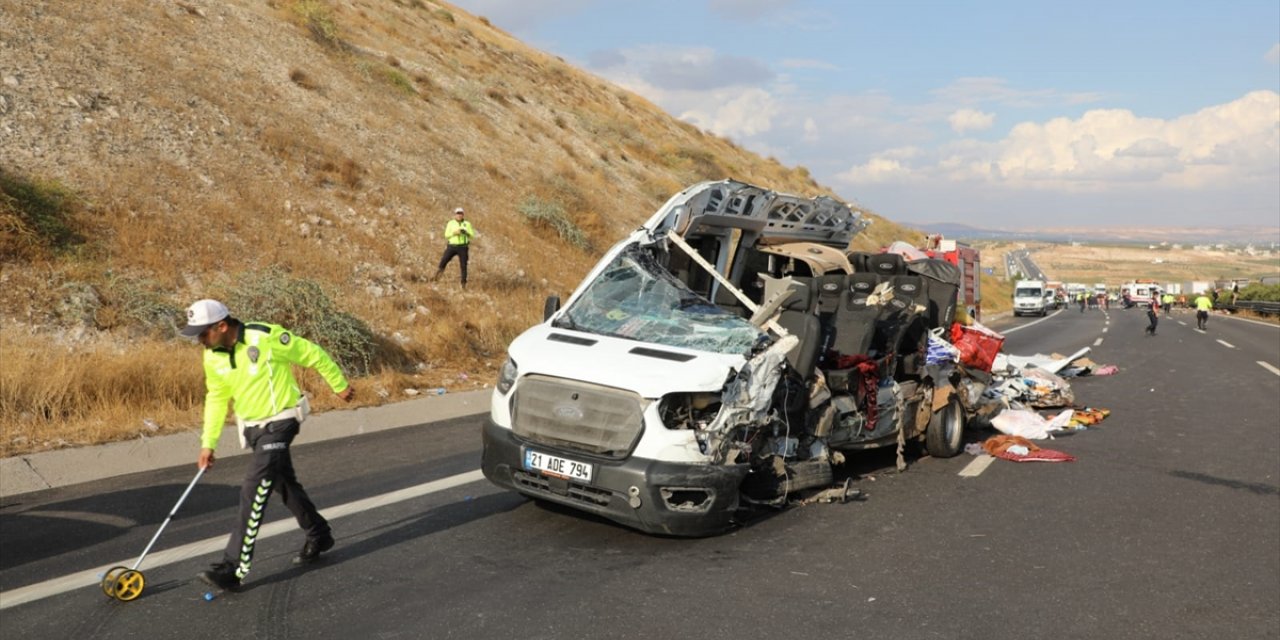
552, 404, 584, 421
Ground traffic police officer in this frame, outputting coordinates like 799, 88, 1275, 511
182, 299, 354, 591
432, 206, 476, 288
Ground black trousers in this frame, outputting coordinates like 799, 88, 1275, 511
1146, 310, 1159, 334
223, 418, 329, 579
1197, 310, 1209, 329
437, 244, 469, 284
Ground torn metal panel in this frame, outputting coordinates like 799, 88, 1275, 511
701, 334, 798, 461
757, 242, 854, 276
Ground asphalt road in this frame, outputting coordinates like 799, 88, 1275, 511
1, 308, 1277, 639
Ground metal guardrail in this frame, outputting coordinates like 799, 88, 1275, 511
1224, 300, 1280, 316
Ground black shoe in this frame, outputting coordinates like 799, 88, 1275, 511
293, 534, 335, 565
199, 562, 241, 591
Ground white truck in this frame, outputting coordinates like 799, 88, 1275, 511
1013, 279, 1048, 316
482, 180, 989, 536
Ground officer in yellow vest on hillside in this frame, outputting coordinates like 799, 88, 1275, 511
182, 299, 353, 591
433, 206, 476, 288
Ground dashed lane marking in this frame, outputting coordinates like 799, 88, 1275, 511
1216, 339, 1236, 349
0, 469, 487, 610
1093, 338, 1104, 346
959, 455, 996, 477
1258, 361, 1280, 376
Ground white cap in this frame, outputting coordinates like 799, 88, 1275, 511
454, 207, 464, 214
180, 299, 229, 337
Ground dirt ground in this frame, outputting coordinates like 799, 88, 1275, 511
981, 241, 1279, 287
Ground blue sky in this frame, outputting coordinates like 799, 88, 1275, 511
450, 0, 1280, 231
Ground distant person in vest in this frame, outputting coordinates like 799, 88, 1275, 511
1194, 291, 1213, 331
433, 207, 476, 288
1145, 295, 1160, 336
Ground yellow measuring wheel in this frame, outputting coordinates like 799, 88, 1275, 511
100, 566, 128, 597
99, 468, 205, 602
105, 569, 146, 602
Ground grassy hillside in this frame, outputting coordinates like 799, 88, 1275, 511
0, 0, 927, 457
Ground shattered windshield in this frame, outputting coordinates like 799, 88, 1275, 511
553, 244, 765, 355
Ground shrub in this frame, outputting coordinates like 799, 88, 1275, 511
518, 198, 590, 250
0, 168, 83, 258
1240, 283, 1280, 302
95, 275, 183, 335
224, 267, 377, 375
291, 0, 342, 48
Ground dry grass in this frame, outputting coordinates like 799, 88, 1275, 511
1, 0, 928, 458
987, 242, 1278, 286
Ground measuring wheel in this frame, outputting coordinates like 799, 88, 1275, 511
100, 566, 128, 598
107, 569, 146, 601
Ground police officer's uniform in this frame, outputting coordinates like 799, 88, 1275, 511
200, 320, 349, 580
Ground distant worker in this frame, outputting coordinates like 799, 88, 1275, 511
1210, 287, 1219, 308
1145, 295, 1160, 336
432, 207, 476, 288
1077, 291, 1086, 313
1194, 291, 1213, 331
1231, 281, 1240, 305
181, 299, 354, 592
1162, 292, 1174, 317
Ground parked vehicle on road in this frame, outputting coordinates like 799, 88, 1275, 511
482, 180, 989, 536
1013, 280, 1048, 316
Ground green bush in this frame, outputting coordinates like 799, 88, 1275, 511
518, 197, 591, 250
223, 267, 377, 375
97, 275, 183, 335
1239, 283, 1280, 302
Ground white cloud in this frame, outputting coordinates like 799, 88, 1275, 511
948, 108, 995, 133
836, 147, 922, 184
832, 89, 1280, 224
1266, 43, 1280, 65
802, 117, 819, 142
899, 91, 1280, 190
680, 87, 779, 137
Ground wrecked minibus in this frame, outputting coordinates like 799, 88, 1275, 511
482, 180, 984, 536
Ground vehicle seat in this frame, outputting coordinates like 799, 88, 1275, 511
883, 275, 929, 378
868, 252, 906, 278
774, 280, 821, 381
906, 258, 960, 330
828, 273, 881, 360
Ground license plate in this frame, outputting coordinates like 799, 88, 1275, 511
523, 449, 593, 482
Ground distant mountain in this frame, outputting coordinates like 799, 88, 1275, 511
910, 222, 1280, 246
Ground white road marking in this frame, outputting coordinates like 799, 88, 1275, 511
1258, 361, 1280, 376
1216, 339, 1235, 349
1093, 338, 1104, 346
0, 469, 486, 610
958, 455, 996, 477
14, 510, 137, 528
1224, 315, 1280, 329
1178, 321, 1186, 326
999, 310, 1060, 334
1102, 327, 1108, 333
